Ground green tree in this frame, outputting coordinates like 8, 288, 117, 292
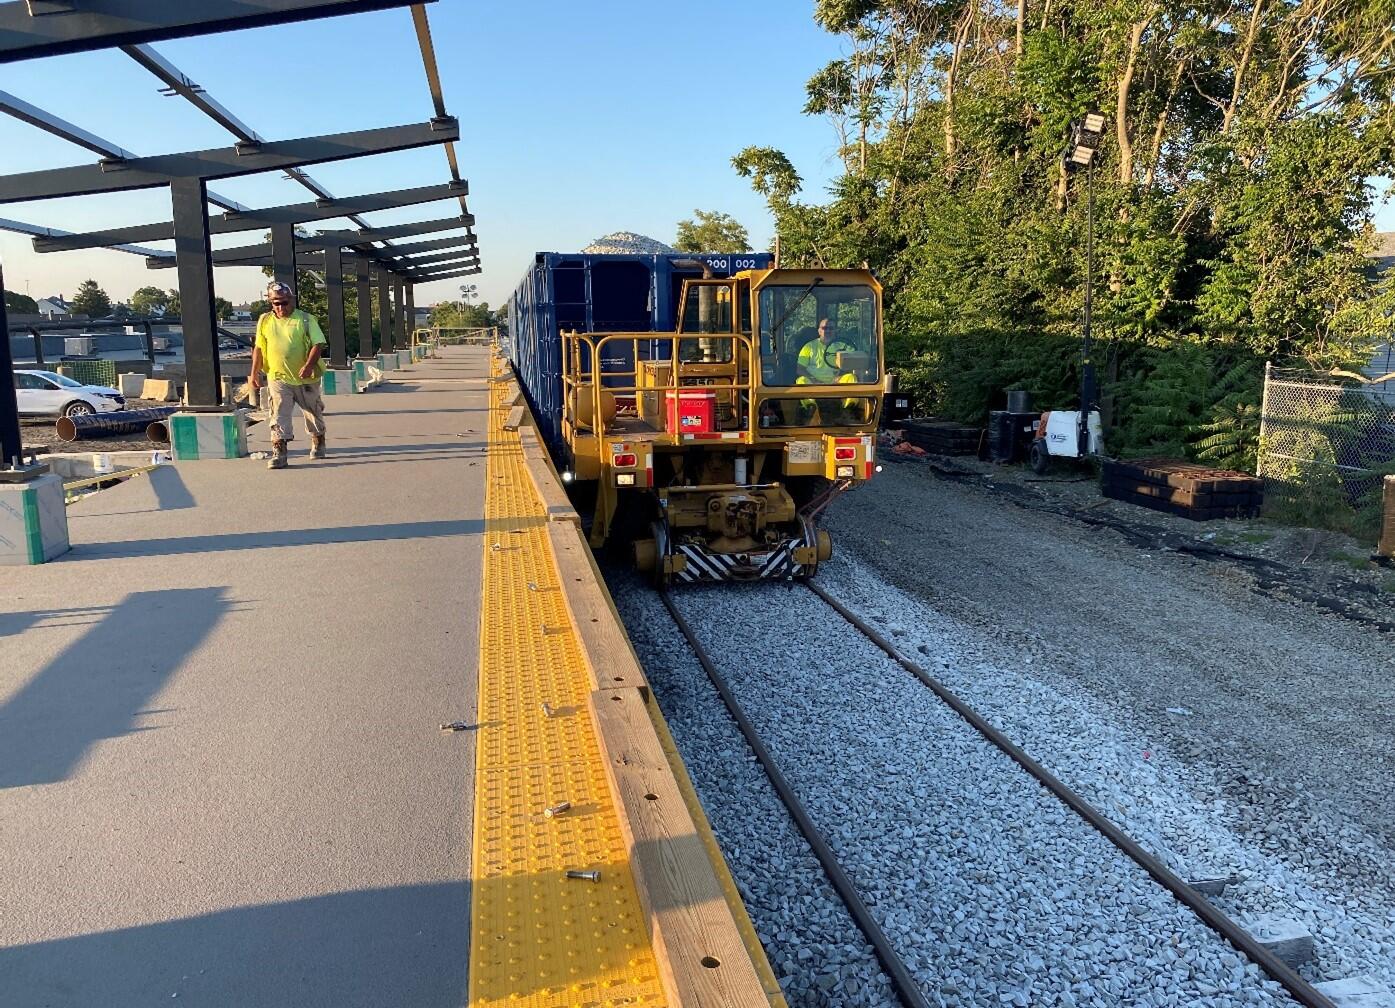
4, 290, 37, 314
213, 296, 234, 321
674, 210, 752, 253
71, 279, 112, 318
429, 300, 500, 330
129, 285, 170, 317
732, 0, 1395, 466
165, 288, 180, 319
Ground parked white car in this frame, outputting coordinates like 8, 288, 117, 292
13, 370, 126, 418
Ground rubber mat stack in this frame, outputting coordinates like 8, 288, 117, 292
899, 418, 982, 456
1101, 458, 1263, 521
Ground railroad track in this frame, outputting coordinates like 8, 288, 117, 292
656, 582, 1335, 1008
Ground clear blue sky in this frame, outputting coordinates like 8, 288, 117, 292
2, 2, 1391, 313
0, 1, 849, 311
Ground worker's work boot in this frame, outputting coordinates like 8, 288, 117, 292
267, 440, 288, 470
309, 435, 326, 460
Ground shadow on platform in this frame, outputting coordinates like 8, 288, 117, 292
0, 882, 469, 1008
69, 519, 486, 561
0, 587, 232, 790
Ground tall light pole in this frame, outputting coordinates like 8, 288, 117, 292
1063, 111, 1107, 456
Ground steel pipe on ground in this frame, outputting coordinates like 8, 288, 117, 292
55, 407, 179, 443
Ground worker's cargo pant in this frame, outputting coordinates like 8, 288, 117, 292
267, 378, 327, 443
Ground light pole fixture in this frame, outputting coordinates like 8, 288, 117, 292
1063, 111, 1106, 455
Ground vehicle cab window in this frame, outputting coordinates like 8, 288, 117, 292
678, 281, 736, 363
758, 284, 880, 388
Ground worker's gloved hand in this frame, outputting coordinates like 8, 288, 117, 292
250, 371, 263, 389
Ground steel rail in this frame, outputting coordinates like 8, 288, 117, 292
804, 581, 1337, 1008
658, 591, 933, 1008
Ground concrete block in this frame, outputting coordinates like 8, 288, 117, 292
393, 350, 410, 370
321, 369, 357, 396
0, 473, 70, 565
1315, 976, 1395, 1007
1245, 914, 1314, 967
169, 411, 248, 461
376, 352, 398, 374
118, 372, 145, 397
141, 378, 179, 402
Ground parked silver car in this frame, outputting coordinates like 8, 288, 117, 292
13, 370, 125, 418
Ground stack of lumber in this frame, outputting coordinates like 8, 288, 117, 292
899, 418, 981, 456
1101, 458, 1263, 521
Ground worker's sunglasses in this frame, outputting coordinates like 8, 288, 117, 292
269, 299, 289, 306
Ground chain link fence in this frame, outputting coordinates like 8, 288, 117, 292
1257, 363, 1395, 540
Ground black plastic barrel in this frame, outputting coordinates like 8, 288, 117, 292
1006, 389, 1032, 413
986, 411, 1013, 462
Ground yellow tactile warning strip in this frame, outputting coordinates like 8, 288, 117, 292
469, 374, 667, 1008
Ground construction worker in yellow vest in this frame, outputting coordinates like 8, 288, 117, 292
251, 281, 327, 469
796, 318, 858, 421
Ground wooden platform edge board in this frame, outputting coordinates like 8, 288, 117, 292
589, 685, 775, 1007
519, 421, 584, 526
648, 689, 791, 1008
503, 404, 526, 431
546, 520, 651, 695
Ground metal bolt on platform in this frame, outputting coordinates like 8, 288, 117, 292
565, 870, 601, 883
543, 801, 571, 819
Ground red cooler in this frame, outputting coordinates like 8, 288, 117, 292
666, 390, 716, 434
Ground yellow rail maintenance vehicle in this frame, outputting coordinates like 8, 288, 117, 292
561, 267, 885, 585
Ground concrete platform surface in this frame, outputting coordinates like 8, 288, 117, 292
0, 348, 490, 1007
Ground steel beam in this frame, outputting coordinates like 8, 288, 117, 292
0, 89, 253, 213
0, 258, 21, 467
0, 88, 133, 159
325, 244, 347, 368
402, 266, 481, 282
42, 184, 469, 254
271, 222, 297, 297
377, 233, 480, 259
311, 216, 474, 248
355, 255, 373, 357
1, 215, 166, 256
394, 249, 479, 269
398, 256, 480, 278
0, 0, 434, 64
393, 278, 407, 348
170, 176, 222, 408
143, 222, 476, 269
405, 284, 416, 343
376, 270, 393, 352
0, 118, 459, 204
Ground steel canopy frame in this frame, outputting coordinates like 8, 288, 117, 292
0, 118, 458, 204
0, 0, 476, 471
0, 89, 254, 213
32, 181, 470, 253
116, 42, 462, 268
141, 229, 477, 269
2, 118, 460, 410
402, 265, 482, 283
0, 0, 434, 63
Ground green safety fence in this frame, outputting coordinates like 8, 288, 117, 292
57, 359, 118, 389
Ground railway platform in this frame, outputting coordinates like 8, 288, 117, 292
0, 345, 780, 1008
